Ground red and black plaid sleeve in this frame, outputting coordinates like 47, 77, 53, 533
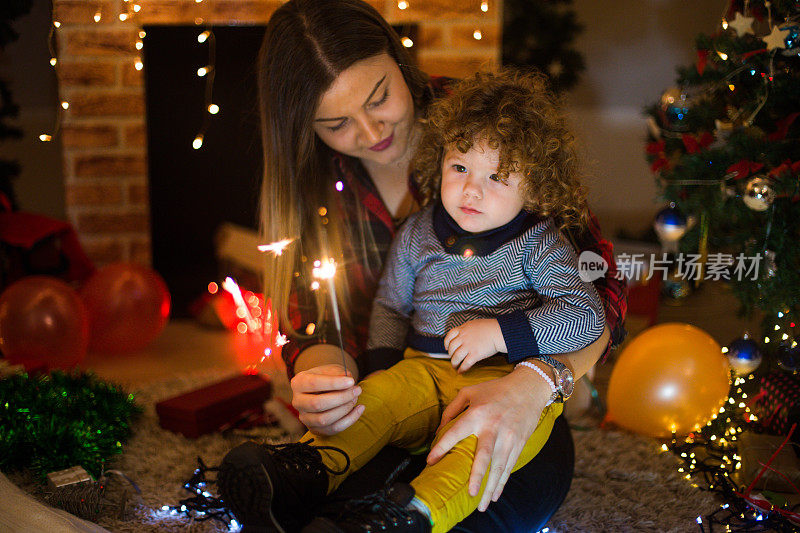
567, 209, 628, 362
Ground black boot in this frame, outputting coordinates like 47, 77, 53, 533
217, 439, 350, 533
302, 461, 431, 533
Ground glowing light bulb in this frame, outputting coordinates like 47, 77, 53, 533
139, 30, 146, 38
208, 104, 219, 114
134, 58, 143, 70
39, 134, 52, 142
198, 31, 210, 43
306, 323, 316, 335
728, 84, 735, 91
50, 57, 57, 66
481, 0, 489, 11
133, 4, 141, 12
473, 29, 482, 40
721, 19, 728, 29
311, 281, 320, 290
94, 11, 102, 22
197, 66, 209, 77
401, 37, 413, 47
208, 282, 218, 294
193, 135, 204, 149
335, 180, 344, 191
53, 21, 61, 28
119, 13, 129, 21
135, 40, 143, 50
61, 101, 69, 110
717, 51, 728, 60
398, 0, 409, 9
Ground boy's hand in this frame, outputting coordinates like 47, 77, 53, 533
444, 319, 506, 373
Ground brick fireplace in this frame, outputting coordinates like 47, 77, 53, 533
53, 0, 502, 268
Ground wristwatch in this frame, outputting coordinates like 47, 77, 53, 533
535, 355, 574, 403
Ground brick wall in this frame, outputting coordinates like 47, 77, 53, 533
54, 0, 502, 266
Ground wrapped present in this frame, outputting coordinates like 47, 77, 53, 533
46, 466, 93, 490
155, 374, 271, 438
737, 431, 800, 493
748, 371, 800, 437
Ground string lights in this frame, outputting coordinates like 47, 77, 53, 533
157, 458, 241, 532
39, 14, 63, 142
46, 1, 493, 149
665, 368, 800, 531
394, 1, 491, 53
193, 28, 217, 150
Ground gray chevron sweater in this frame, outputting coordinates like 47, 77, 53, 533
367, 203, 605, 363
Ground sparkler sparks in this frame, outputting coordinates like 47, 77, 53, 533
313, 257, 347, 372
258, 238, 295, 255
222, 277, 259, 333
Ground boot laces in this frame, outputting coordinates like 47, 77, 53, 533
337, 458, 415, 528
265, 438, 350, 476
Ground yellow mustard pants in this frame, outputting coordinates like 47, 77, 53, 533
300, 348, 562, 533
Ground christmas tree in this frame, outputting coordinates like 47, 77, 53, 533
644, 0, 800, 369
502, 0, 584, 92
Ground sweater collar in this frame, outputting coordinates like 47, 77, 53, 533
432, 202, 541, 257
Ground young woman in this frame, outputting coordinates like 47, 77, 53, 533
221, 1, 626, 531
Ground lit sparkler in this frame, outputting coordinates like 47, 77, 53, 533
258, 238, 295, 255
313, 257, 347, 372
222, 277, 259, 334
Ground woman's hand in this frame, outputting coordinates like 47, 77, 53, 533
425, 368, 551, 512
290, 364, 365, 436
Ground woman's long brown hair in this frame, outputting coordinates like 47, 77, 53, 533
258, 0, 428, 339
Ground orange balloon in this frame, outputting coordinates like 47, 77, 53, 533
0, 276, 89, 369
81, 263, 170, 353
606, 322, 730, 438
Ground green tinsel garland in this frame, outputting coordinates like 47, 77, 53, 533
0, 371, 141, 480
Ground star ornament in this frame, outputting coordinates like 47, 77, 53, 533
548, 59, 564, 77
762, 24, 790, 50
728, 12, 755, 37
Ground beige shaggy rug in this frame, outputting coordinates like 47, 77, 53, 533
7, 371, 721, 532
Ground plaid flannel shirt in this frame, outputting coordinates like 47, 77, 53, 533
282, 77, 627, 377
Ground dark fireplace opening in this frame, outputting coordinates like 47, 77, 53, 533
143, 25, 265, 317
143, 24, 418, 317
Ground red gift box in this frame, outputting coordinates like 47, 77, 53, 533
748, 371, 800, 436
155, 374, 271, 438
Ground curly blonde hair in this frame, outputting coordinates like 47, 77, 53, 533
414, 69, 588, 229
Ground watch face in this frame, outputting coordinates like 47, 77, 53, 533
558, 370, 574, 399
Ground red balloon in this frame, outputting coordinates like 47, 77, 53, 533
81, 263, 171, 353
0, 276, 89, 369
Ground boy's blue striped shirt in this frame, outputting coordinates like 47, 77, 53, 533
368, 203, 605, 363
